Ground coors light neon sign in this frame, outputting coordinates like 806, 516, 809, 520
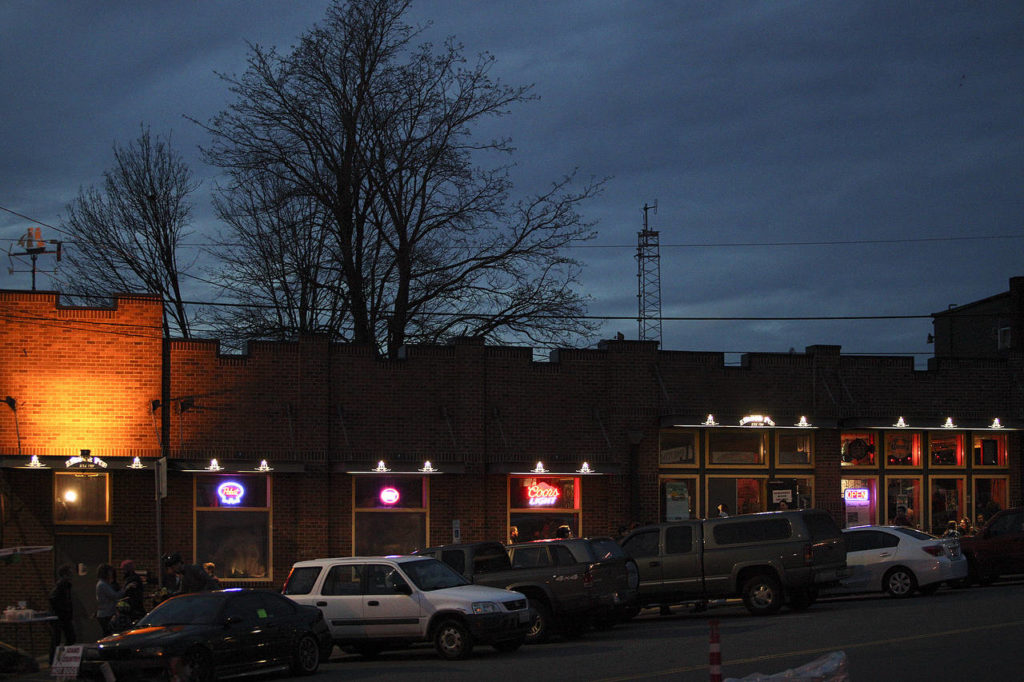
527, 482, 561, 507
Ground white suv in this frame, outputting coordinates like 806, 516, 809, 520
282, 555, 531, 660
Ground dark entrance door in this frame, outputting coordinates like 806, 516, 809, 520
53, 534, 110, 643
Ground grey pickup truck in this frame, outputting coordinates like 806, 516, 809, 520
620, 509, 846, 615
417, 538, 637, 643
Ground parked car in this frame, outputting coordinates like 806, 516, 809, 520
620, 509, 846, 615
282, 555, 530, 659
827, 525, 966, 597
959, 507, 1024, 584
78, 588, 332, 681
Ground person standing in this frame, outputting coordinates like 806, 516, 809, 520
716, 503, 730, 518
120, 560, 146, 623
48, 564, 76, 662
203, 562, 221, 589
163, 553, 218, 594
94, 564, 125, 637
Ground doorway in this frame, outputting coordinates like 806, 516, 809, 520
53, 534, 110, 643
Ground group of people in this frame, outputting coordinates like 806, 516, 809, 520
47, 552, 221, 662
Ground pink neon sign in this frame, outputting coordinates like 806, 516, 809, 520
527, 482, 560, 507
217, 481, 245, 506
380, 487, 401, 505
844, 488, 870, 502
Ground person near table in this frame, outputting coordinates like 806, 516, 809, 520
94, 563, 126, 637
48, 564, 76, 662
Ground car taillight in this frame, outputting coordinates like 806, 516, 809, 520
583, 568, 594, 588
921, 545, 944, 556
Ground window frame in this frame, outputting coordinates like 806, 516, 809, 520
704, 474, 768, 517
659, 428, 700, 468
927, 431, 966, 468
706, 430, 769, 468
884, 475, 923, 530
53, 471, 111, 525
972, 432, 1008, 468
840, 431, 878, 469
775, 430, 815, 468
193, 474, 273, 583
658, 475, 698, 522
352, 475, 431, 556
884, 431, 922, 468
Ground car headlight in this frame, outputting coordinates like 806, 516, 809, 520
471, 601, 500, 614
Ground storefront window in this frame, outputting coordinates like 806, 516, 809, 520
973, 477, 1008, 525
768, 477, 813, 510
841, 477, 877, 527
660, 429, 698, 466
928, 433, 964, 467
707, 431, 766, 466
841, 431, 876, 467
886, 477, 922, 528
707, 477, 765, 516
929, 477, 965, 535
776, 432, 813, 467
509, 476, 581, 540
660, 477, 696, 521
195, 475, 270, 580
354, 476, 428, 555
885, 432, 921, 467
972, 433, 1007, 467
54, 472, 109, 524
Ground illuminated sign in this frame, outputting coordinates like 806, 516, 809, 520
217, 481, 246, 506
65, 454, 107, 470
844, 488, 870, 502
380, 487, 401, 505
740, 414, 775, 427
527, 482, 561, 507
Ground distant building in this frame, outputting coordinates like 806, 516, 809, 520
931, 276, 1023, 362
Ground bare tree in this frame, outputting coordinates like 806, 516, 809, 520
196, 0, 602, 356
54, 126, 198, 338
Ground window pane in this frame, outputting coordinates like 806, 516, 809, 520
662, 479, 694, 521
622, 529, 659, 558
841, 432, 876, 467
660, 430, 697, 465
323, 565, 362, 596
930, 478, 965, 535
510, 477, 579, 510
886, 478, 921, 528
354, 477, 425, 509
974, 478, 1008, 524
885, 432, 920, 467
929, 434, 964, 466
665, 526, 692, 554
196, 475, 268, 508
973, 434, 1007, 467
778, 433, 812, 465
509, 513, 579, 540
354, 512, 426, 554
54, 473, 108, 523
282, 566, 320, 595
196, 510, 270, 579
709, 432, 764, 465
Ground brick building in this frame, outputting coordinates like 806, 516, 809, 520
1, 280, 1022, 649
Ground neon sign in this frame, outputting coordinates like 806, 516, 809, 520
217, 481, 245, 506
380, 487, 401, 505
844, 488, 870, 502
527, 482, 561, 507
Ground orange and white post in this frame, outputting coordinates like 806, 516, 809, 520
708, 618, 722, 682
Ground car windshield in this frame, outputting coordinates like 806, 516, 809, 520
588, 538, 626, 561
400, 558, 470, 591
138, 594, 224, 626
890, 527, 937, 541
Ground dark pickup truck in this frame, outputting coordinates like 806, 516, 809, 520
621, 509, 846, 615
417, 538, 637, 643
959, 507, 1024, 584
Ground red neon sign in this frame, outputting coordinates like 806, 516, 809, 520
527, 482, 560, 507
380, 487, 401, 505
844, 488, 870, 502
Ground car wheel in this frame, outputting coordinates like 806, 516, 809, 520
290, 633, 321, 675
525, 599, 553, 644
918, 583, 940, 596
434, 619, 473, 660
883, 567, 917, 597
741, 574, 783, 615
492, 636, 525, 653
181, 646, 214, 682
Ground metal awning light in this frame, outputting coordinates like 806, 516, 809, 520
374, 460, 391, 473
255, 460, 273, 472
943, 417, 957, 429
206, 458, 223, 472
703, 414, 718, 426
893, 417, 908, 428
418, 461, 439, 473
795, 416, 811, 428
576, 462, 595, 474
991, 418, 1003, 429
532, 461, 547, 474
128, 456, 146, 469
27, 455, 47, 469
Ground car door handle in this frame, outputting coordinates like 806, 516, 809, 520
316, 601, 327, 607
648, 561, 661, 567
367, 600, 380, 606
878, 552, 893, 557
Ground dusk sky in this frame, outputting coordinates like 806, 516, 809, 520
2, 1, 1022, 364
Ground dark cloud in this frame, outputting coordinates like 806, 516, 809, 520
2, 1, 1021, 364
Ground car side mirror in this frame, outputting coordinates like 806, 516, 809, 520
392, 582, 412, 595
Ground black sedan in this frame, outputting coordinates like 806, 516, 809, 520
79, 588, 332, 681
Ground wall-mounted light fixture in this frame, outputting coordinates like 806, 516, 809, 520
128, 456, 147, 469
373, 460, 391, 473
206, 458, 223, 472
255, 460, 273, 472
942, 417, 956, 429
990, 418, 1003, 429
703, 414, 718, 426
4, 396, 22, 456
795, 416, 811, 427
893, 417, 908, 428
418, 461, 439, 473
576, 462, 596, 474
532, 461, 547, 474
27, 455, 47, 469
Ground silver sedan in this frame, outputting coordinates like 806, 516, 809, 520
829, 525, 968, 597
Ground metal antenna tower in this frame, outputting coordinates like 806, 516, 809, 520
636, 201, 662, 346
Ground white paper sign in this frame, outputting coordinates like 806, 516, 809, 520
50, 644, 83, 679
